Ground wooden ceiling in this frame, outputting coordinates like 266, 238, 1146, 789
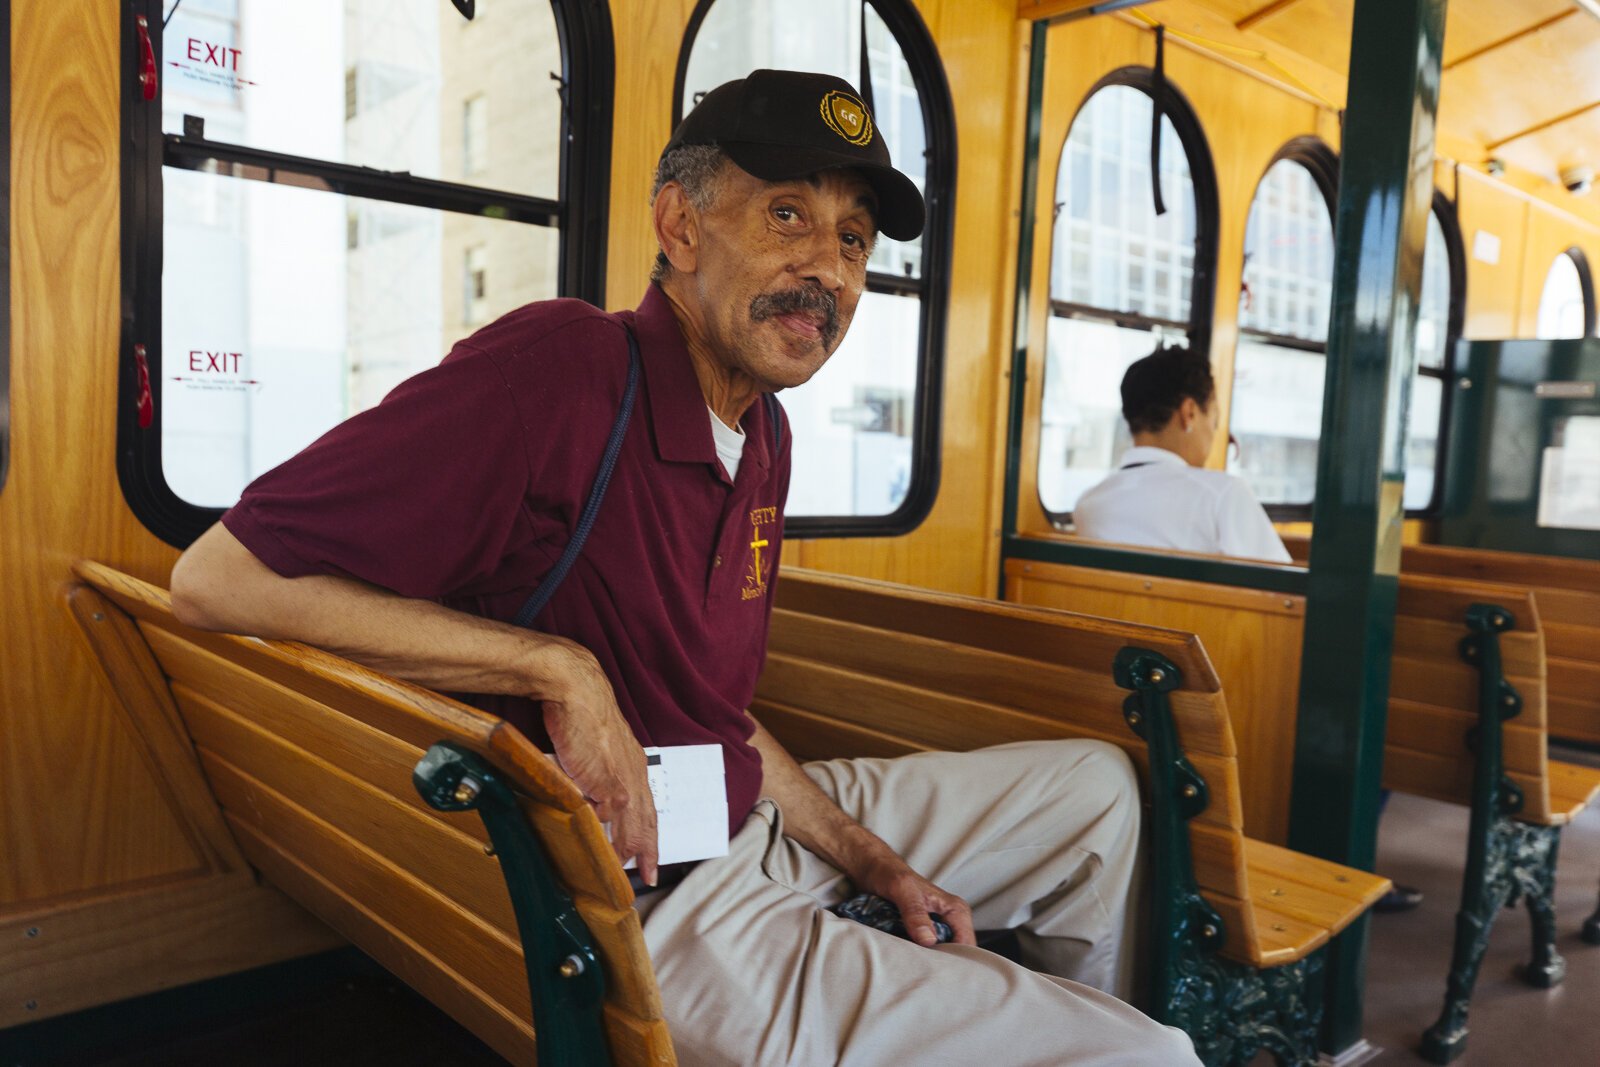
1027, 0, 1600, 191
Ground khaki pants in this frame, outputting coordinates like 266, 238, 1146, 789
636, 739, 1200, 1066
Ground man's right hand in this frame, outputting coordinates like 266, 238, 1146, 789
540, 645, 660, 886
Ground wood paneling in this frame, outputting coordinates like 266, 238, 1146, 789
2, 0, 200, 906
0, 873, 340, 1027
1003, 558, 1304, 843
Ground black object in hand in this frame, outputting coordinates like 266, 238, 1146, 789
830, 892, 955, 943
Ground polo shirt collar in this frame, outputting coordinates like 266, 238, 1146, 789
1118, 445, 1187, 469
629, 285, 776, 480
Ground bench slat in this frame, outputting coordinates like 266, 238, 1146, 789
776, 571, 1223, 692
1385, 698, 1548, 781
1393, 617, 1545, 680
1382, 746, 1554, 825
225, 812, 539, 1062
178, 687, 517, 934
1549, 761, 1600, 822
754, 700, 928, 763
756, 652, 1245, 833
1250, 903, 1330, 967
1243, 840, 1389, 925
205, 752, 536, 1022
1389, 654, 1546, 728
769, 610, 1237, 757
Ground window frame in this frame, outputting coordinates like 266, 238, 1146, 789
1407, 189, 1466, 518
1038, 67, 1222, 527
116, 0, 615, 547
672, 0, 956, 539
1232, 137, 1338, 523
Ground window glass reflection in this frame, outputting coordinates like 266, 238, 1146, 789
162, 0, 561, 200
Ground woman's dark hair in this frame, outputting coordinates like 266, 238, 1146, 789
1120, 345, 1216, 434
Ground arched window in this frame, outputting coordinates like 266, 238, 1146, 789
1037, 73, 1218, 519
1228, 143, 1338, 512
1536, 248, 1595, 339
120, 0, 613, 546
1405, 198, 1465, 512
678, 0, 953, 534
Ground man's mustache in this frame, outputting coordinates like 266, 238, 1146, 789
749, 287, 840, 349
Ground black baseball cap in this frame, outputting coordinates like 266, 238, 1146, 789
664, 69, 925, 241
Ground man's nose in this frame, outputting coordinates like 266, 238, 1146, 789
791, 230, 847, 293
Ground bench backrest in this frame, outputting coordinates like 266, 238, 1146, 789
1002, 558, 1305, 844
72, 562, 672, 1067
759, 569, 1275, 965
1386, 573, 1553, 823
1400, 543, 1600, 747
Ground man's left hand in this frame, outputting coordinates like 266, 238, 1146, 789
854, 854, 976, 948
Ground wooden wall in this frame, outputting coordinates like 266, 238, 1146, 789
2, 1, 336, 1027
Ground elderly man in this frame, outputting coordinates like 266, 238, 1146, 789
171, 69, 1198, 1065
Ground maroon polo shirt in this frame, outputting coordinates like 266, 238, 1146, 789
221, 285, 789, 835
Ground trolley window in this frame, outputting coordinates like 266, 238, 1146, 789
1405, 200, 1464, 513
1038, 73, 1218, 520
119, 0, 613, 545
1536, 248, 1595, 340
1228, 147, 1337, 515
677, 0, 955, 537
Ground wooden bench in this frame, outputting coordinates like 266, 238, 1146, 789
67, 562, 674, 1067
757, 570, 1387, 1067
1002, 556, 1306, 844
1384, 574, 1600, 1064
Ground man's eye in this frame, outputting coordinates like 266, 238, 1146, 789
773, 206, 799, 223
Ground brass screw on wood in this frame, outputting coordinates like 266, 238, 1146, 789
1180, 784, 1199, 799
1492, 614, 1506, 628
1127, 711, 1142, 726
558, 955, 585, 979
1148, 668, 1166, 684
24, 927, 39, 938
453, 778, 481, 804
92, 613, 105, 622
1503, 695, 1517, 708
1201, 924, 1218, 939
483, 842, 496, 856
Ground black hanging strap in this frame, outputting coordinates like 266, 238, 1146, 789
1150, 24, 1168, 218
858, 1, 877, 116
514, 326, 642, 627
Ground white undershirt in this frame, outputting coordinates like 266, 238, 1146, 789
1072, 446, 1292, 563
709, 407, 747, 482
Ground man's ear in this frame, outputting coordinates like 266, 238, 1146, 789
1177, 396, 1200, 432
652, 182, 700, 276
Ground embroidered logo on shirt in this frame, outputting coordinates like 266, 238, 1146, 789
743, 506, 779, 601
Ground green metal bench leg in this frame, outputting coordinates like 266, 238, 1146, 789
1421, 604, 1551, 1064
414, 742, 611, 1067
1519, 827, 1565, 988
1585, 880, 1600, 945
1115, 649, 1322, 1067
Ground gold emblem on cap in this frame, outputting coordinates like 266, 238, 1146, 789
820, 90, 873, 147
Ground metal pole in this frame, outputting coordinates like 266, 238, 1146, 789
1286, 0, 1445, 1055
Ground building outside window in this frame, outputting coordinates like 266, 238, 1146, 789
1038, 78, 1213, 519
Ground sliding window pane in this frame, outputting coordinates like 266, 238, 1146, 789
1228, 338, 1325, 506
1039, 316, 1186, 516
161, 168, 558, 507
162, 0, 562, 199
782, 290, 920, 517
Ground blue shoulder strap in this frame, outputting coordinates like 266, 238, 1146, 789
513, 324, 642, 628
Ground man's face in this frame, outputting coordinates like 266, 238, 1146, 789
687, 165, 877, 392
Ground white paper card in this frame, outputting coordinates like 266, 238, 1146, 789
620, 744, 730, 867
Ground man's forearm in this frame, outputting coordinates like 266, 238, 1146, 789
170, 522, 585, 699
747, 719, 900, 881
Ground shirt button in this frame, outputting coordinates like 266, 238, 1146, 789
714, 554, 723, 567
